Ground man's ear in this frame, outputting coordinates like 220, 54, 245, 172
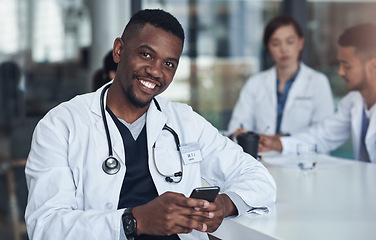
365, 58, 376, 76
112, 37, 124, 63
368, 58, 376, 70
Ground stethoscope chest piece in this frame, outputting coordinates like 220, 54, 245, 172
102, 156, 120, 175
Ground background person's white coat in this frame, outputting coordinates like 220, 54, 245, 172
281, 91, 376, 163
228, 62, 334, 135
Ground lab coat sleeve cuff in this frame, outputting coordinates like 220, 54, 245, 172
120, 214, 126, 240
224, 191, 249, 216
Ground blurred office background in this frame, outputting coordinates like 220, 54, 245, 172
1, 0, 376, 239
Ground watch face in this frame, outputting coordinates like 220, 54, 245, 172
124, 215, 136, 235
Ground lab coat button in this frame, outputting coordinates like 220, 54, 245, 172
106, 202, 113, 210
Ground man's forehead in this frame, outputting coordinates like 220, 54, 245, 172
337, 46, 357, 59
338, 46, 356, 53
133, 24, 181, 43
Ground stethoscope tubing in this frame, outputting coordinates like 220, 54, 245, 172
100, 84, 114, 158
100, 84, 183, 182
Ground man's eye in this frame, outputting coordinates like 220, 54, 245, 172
141, 52, 151, 58
166, 62, 175, 68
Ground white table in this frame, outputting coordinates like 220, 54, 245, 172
212, 153, 376, 240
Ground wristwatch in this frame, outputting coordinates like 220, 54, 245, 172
122, 208, 137, 238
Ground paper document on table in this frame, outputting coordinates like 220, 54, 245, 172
262, 154, 353, 168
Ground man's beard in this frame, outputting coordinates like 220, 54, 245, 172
125, 84, 152, 108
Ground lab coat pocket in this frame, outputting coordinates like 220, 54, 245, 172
153, 147, 182, 176
285, 97, 313, 131
293, 97, 313, 108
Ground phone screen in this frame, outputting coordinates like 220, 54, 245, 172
189, 186, 220, 202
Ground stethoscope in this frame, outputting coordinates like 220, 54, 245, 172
100, 84, 183, 183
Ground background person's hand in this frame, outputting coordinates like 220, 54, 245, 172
231, 128, 248, 141
258, 134, 283, 152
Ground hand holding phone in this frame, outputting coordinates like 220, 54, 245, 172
189, 186, 220, 202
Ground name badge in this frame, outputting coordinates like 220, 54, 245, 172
179, 142, 203, 165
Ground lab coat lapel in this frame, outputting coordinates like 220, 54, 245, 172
146, 99, 167, 149
351, 95, 363, 160
145, 99, 173, 194
268, 67, 277, 108
91, 83, 125, 164
92, 85, 107, 138
365, 105, 376, 163
261, 67, 278, 134
283, 63, 306, 112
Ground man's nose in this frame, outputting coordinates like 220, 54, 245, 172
145, 61, 163, 79
337, 64, 344, 76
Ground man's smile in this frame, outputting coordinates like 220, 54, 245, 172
139, 79, 157, 89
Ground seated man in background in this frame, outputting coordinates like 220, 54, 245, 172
259, 23, 376, 163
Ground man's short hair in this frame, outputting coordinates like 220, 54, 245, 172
121, 9, 185, 48
338, 23, 376, 61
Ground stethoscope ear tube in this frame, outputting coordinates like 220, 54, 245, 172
100, 84, 114, 158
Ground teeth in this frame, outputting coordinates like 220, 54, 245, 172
139, 80, 156, 89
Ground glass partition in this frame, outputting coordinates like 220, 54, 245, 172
305, 0, 376, 158
307, 0, 376, 98
2, 0, 376, 165
143, 0, 376, 159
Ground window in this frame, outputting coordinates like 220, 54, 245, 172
0, 0, 27, 54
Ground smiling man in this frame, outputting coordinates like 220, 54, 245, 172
259, 23, 376, 163
25, 9, 276, 240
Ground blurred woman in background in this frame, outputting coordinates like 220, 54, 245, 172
228, 15, 334, 141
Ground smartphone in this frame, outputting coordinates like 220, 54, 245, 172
189, 186, 220, 202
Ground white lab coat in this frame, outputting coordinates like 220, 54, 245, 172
25, 83, 276, 240
281, 91, 376, 163
228, 62, 334, 135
